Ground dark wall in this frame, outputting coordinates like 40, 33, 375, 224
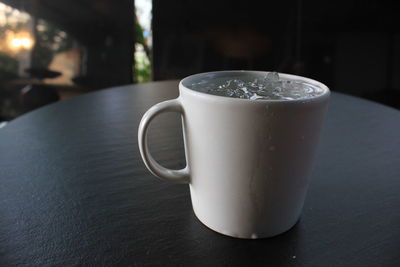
152, 0, 400, 108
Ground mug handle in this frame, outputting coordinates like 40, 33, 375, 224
138, 98, 190, 183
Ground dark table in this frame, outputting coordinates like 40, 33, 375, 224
1, 81, 399, 266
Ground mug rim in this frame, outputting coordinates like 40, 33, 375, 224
179, 70, 330, 103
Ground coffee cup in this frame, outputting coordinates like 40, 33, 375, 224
138, 71, 330, 239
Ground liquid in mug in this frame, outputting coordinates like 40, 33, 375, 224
189, 72, 325, 100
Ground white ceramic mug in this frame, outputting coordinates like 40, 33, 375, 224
138, 71, 330, 239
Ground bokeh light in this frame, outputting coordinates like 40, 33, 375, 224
6, 30, 34, 51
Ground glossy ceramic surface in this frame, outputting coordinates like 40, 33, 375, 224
138, 71, 330, 238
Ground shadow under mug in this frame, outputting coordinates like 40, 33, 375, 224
138, 71, 330, 239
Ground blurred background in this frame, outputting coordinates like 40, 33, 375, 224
0, 0, 399, 122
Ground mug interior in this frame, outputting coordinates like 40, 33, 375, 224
180, 70, 330, 101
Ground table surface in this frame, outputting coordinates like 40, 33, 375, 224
1, 80, 399, 267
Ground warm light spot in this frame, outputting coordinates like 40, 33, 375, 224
20, 37, 33, 48
10, 37, 22, 48
6, 30, 34, 51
